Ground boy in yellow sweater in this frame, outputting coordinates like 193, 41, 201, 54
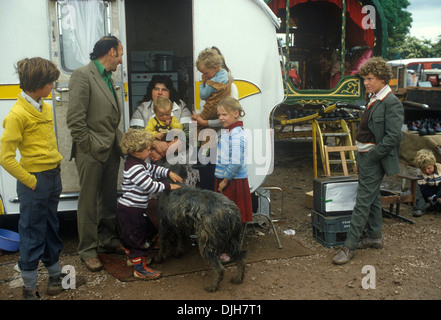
0, 57, 64, 300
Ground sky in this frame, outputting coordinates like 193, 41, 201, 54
407, 0, 441, 42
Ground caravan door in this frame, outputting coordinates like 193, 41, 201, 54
0, 0, 129, 215
193, 0, 284, 191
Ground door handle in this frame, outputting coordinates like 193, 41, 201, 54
55, 96, 68, 103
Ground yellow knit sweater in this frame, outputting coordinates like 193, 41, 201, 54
0, 94, 63, 188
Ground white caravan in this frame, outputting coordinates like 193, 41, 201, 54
0, 0, 284, 215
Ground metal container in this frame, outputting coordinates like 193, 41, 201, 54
156, 54, 174, 72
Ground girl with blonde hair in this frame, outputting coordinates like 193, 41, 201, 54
215, 97, 252, 223
194, 46, 233, 124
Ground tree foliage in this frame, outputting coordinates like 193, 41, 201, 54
378, 0, 412, 59
396, 35, 441, 58
378, 0, 441, 59
432, 35, 441, 57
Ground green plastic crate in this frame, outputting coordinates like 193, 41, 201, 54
311, 210, 352, 247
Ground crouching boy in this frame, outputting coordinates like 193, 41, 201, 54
413, 148, 441, 217
117, 129, 182, 279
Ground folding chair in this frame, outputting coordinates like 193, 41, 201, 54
240, 186, 283, 249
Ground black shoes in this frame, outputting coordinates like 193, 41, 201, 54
413, 209, 425, 217
408, 118, 441, 136
22, 288, 41, 300
357, 237, 383, 249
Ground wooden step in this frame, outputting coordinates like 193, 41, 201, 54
328, 159, 356, 164
322, 132, 350, 137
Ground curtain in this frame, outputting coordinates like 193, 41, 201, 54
60, 0, 105, 65
267, 0, 375, 47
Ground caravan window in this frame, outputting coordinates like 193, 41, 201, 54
56, 0, 111, 73
407, 64, 423, 72
408, 62, 441, 72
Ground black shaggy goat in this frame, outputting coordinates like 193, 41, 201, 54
155, 175, 247, 292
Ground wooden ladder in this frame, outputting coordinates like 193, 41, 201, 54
323, 145, 358, 176
312, 118, 356, 177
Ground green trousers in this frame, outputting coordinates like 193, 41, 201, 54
344, 152, 385, 250
75, 143, 121, 260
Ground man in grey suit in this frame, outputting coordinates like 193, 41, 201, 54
333, 57, 404, 265
67, 36, 124, 271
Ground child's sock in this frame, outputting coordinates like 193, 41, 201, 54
124, 248, 133, 266
46, 261, 62, 278
21, 269, 38, 290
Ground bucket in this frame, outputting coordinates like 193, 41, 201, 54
0, 228, 20, 252
156, 54, 174, 72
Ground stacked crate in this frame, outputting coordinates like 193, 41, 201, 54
311, 176, 358, 247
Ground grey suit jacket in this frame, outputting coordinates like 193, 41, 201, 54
67, 61, 123, 162
367, 90, 404, 176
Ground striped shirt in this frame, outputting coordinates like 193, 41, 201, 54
418, 163, 441, 187
118, 155, 171, 209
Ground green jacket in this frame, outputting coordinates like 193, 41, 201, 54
366, 89, 404, 176
67, 61, 123, 162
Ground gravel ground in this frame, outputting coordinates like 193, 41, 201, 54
1, 139, 440, 309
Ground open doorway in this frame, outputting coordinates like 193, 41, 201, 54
124, 0, 194, 114
274, 1, 374, 91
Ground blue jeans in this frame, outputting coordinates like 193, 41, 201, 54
17, 166, 63, 271
415, 183, 441, 211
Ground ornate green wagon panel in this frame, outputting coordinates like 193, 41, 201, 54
266, 0, 389, 176
285, 75, 363, 105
